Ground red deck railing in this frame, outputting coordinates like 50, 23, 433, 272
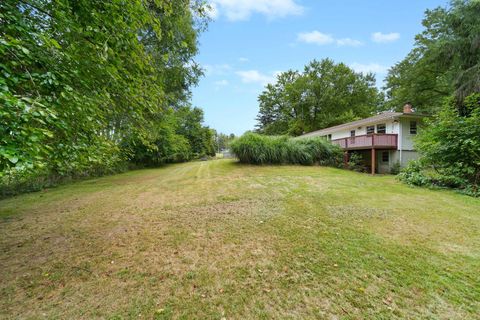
332, 134, 397, 150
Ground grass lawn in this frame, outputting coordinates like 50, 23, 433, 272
1, 159, 479, 319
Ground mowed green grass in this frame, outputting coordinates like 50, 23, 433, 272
1, 160, 479, 319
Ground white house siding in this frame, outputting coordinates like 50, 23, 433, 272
301, 113, 427, 173
329, 119, 398, 140
326, 118, 418, 172
399, 118, 420, 151
392, 121, 400, 135
330, 129, 352, 140
391, 150, 419, 168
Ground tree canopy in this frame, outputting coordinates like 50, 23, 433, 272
384, 0, 480, 114
255, 59, 381, 136
387, 0, 480, 195
1, 0, 214, 194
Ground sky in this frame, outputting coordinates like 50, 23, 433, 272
191, 0, 449, 136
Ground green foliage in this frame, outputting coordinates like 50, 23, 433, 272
390, 161, 401, 175
385, 0, 480, 196
398, 94, 480, 196
215, 133, 236, 151
384, 0, 480, 113
397, 161, 474, 194
0, 0, 214, 195
397, 161, 432, 187
230, 133, 343, 167
256, 59, 381, 136
347, 152, 366, 172
125, 107, 216, 166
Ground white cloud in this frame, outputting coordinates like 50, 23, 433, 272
211, 0, 304, 21
239, 57, 249, 62
336, 38, 363, 47
298, 31, 362, 47
236, 70, 276, 86
214, 79, 229, 86
297, 31, 334, 45
203, 63, 232, 76
350, 62, 389, 74
371, 32, 400, 43
213, 79, 229, 91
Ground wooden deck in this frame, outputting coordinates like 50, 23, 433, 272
332, 134, 398, 150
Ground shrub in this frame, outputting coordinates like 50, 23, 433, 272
397, 161, 431, 187
398, 160, 478, 197
390, 161, 401, 175
0, 143, 128, 198
398, 94, 480, 197
347, 152, 366, 172
230, 133, 342, 167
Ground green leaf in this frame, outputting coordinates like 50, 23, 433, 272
7, 155, 19, 164
20, 46, 30, 55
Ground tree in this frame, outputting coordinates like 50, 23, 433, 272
384, 0, 480, 113
256, 59, 380, 136
176, 107, 216, 157
0, 0, 212, 194
215, 132, 236, 151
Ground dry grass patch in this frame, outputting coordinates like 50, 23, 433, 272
1, 160, 479, 319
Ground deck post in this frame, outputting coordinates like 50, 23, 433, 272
371, 148, 376, 175
343, 151, 349, 168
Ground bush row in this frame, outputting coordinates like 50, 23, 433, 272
398, 161, 479, 197
229, 133, 343, 167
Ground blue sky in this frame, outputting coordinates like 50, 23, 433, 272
191, 0, 448, 135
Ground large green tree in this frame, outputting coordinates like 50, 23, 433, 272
0, 0, 213, 193
256, 59, 380, 136
384, 0, 480, 114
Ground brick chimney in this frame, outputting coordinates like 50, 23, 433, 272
403, 102, 413, 113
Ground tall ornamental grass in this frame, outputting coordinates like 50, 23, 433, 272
230, 133, 343, 167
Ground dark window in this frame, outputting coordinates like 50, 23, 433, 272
327, 134, 332, 141
366, 126, 375, 134
410, 121, 417, 134
350, 130, 355, 137
377, 123, 386, 134
382, 151, 389, 162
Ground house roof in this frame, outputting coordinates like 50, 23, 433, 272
300, 112, 427, 137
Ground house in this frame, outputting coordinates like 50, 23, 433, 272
299, 104, 427, 174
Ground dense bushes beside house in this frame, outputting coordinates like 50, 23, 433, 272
230, 133, 343, 167
398, 94, 480, 197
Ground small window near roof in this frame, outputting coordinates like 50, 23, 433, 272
382, 151, 389, 162
410, 121, 417, 134
327, 134, 332, 141
377, 123, 386, 134
366, 126, 375, 134
350, 130, 355, 137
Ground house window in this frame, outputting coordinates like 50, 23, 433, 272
327, 134, 332, 141
350, 130, 355, 137
366, 126, 375, 134
382, 151, 389, 162
410, 121, 417, 134
377, 123, 386, 134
